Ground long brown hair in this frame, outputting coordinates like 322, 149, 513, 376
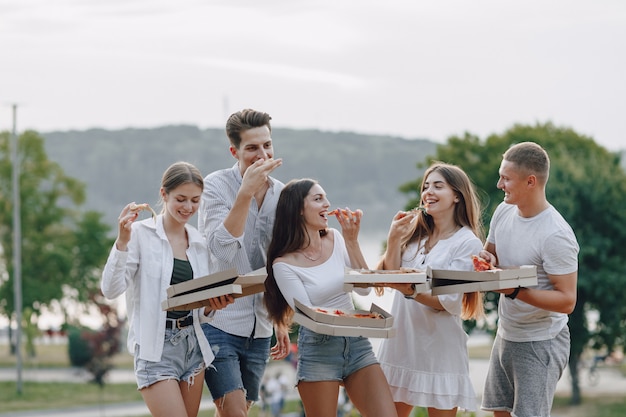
264, 178, 328, 328
404, 163, 485, 320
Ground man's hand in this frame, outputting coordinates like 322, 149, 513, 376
240, 158, 282, 197
270, 324, 290, 360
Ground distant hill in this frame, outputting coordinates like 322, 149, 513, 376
41, 125, 438, 238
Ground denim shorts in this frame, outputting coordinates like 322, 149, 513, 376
201, 323, 271, 402
134, 326, 205, 390
296, 326, 379, 382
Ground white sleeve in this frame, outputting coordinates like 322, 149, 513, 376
272, 263, 312, 310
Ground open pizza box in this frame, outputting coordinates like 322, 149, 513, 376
161, 268, 267, 311
294, 299, 394, 328
293, 299, 396, 338
427, 265, 538, 296
343, 281, 431, 294
344, 267, 427, 287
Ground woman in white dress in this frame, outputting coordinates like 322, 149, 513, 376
377, 162, 485, 417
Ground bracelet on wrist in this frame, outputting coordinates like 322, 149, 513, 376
404, 284, 419, 300
505, 286, 522, 299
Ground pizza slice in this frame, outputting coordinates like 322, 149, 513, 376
472, 255, 497, 272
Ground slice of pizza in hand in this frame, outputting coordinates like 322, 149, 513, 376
129, 202, 158, 222
472, 255, 500, 271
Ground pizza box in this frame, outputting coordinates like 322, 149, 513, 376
166, 268, 239, 297
293, 311, 396, 339
233, 269, 267, 296
294, 299, 393, 328
431, 276, 538, 296
344, 268, 427, 285
426, 265, 537, 282
343, 281, 431, 294
161, 284, 243, 311
166, 268, 267, 298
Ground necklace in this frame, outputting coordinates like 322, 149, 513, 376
300, 239, 323, 262
424, 225, 461, 254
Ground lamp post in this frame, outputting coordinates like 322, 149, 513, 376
11, 103, 23, 395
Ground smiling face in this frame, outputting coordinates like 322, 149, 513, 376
497, 159, 529, 205
161, 182, 203, 225
230, 125, 274, 176
421, 171, 458, 216
302, 183, 331, 230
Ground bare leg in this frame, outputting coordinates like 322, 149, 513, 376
141, 379, 194, 417
298, 380, 341, 417
494, 411, 512, 417
213, 389, 249, 417
427, 407, 458, 417
395, 401, 414, 417
180, 370, 205, 417
344, 364, 398, 417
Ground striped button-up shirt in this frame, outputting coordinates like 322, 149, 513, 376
198, 163, 284, 338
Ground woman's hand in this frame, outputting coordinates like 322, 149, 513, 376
203, 294, 235, 315
388, 210, 417, 243
115, 202, 140, 251
334, 207, 363, 242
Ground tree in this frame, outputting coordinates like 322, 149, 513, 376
398, 122, 626, 404
0, 130, 113, 357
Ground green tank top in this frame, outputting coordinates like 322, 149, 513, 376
166, 258, 193, 319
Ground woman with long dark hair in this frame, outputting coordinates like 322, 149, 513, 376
264, 178, 397, 417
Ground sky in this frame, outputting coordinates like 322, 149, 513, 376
1, 0, 625, 151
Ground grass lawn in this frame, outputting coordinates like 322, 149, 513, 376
0, 381, 143, 413
0, 342, 134, 369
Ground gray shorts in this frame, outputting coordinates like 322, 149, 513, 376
481, 326, 570, 417
134, 326, 205, 390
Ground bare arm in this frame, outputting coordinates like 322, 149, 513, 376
336, 208, 369, 269
505, 271, 577, 314
484, 242, 577, 314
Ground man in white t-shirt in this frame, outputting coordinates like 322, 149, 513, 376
480, 142, 579, 417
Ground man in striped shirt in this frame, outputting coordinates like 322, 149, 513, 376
198, 109, 290, 417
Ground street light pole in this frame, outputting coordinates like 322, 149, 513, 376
11, 103, 23, 395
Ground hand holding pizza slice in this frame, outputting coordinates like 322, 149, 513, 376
472, 255, 498, 271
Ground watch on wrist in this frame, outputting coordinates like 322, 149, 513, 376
506, 286, 521, 299
404, 284, 419, 300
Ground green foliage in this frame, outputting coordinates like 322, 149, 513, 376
67, 325, 93, 367
0, 130, 113, 354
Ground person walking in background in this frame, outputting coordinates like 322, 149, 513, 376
376, 162, 485, 417
101, 161, 233, 417
198, 109, 290, 417
264, 178, 398, 417
480, 142, 579, 417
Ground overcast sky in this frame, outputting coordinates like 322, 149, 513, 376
1, 0, 625, 151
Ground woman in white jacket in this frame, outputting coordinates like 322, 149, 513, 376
101, 161, 232, 417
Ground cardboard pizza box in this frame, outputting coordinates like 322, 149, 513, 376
166, 268, 239, 298
426, 265, 537, 282
431, 276, 538, 296
233, 269, 267, 296
344, 268, 427, 286
161, 284, 243, 311
343, 281, 431, 294
293, 311, 396, 338
294, 299, 393, 328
